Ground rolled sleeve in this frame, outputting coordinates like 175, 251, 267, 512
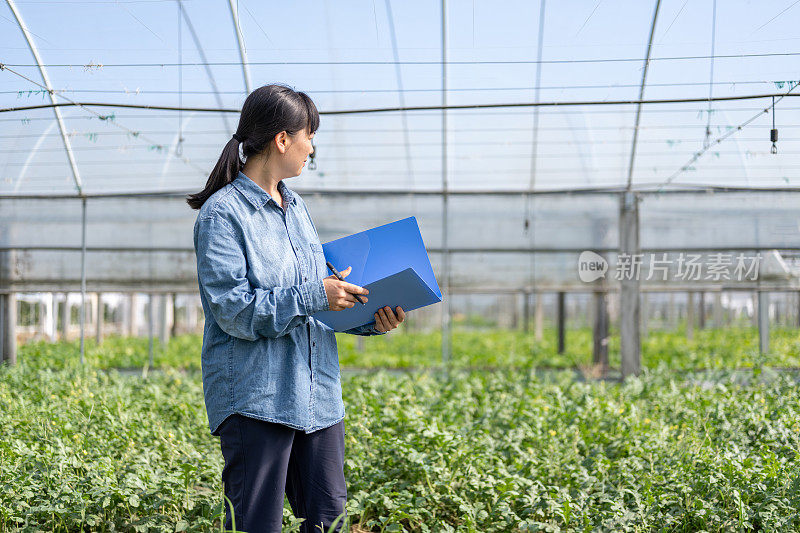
195, 215, 328, 340
342, 323, 387, 336
300, 278, 330, 315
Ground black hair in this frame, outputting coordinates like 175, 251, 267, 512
186, 83, 320, 210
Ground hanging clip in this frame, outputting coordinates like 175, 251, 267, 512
770, 96, 778, 154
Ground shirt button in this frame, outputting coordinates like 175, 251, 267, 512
304, 276, 307, 281
312, 342, 316, 347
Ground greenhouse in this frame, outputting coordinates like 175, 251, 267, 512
1, 0, 799, 530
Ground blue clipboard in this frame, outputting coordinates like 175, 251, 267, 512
311, 216, 442, 332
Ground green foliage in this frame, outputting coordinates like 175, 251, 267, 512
17, 326, 800, 371
2, 363, 800, 530
3, 328, 800, 530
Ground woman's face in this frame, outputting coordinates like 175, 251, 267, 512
281, 128, 315, 178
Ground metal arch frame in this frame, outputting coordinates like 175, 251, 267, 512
625, 0, 662, 191
227, 0, 252, 94
180, 1, 233, 133
384, 0, 416, 190
5, 0, 83, 196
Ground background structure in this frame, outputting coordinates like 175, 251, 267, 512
1, 0, 799, 373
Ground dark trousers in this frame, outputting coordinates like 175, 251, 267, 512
217, 414, 347, 533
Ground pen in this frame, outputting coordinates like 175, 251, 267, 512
325, 261, 366, 305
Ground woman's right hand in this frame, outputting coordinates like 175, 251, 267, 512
322, 266, 369, 311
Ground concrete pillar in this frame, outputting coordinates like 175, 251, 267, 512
1, 293, 17, 365
60, 293, 70, 341
619, 191, 641, 377
557, 292, 566, 354
158, 294, 170, 345
39, 296, 53, 340
758, 291, 769, 354
686, 291, 695, 341
593, 291, 609, 369
47, 293, 57, 341
534, 293, 543, 341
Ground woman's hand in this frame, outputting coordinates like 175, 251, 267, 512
322, 266, 369, 311
374, 306, 405, 333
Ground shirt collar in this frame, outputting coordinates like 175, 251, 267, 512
233, 170, 297, 210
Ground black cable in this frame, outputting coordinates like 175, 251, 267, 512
5, 104, 800, 121
3, 92, 800, 115
4, 51, 800, 67
4, 79, 791, 95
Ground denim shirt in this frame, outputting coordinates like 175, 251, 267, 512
193, 170, 385, 436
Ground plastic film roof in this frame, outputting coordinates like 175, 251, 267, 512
2, 0, 800, 196
1, 1, 799, 293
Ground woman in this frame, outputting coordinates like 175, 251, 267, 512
187, 84, 405, 532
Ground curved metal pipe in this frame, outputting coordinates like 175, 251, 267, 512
227, 0, 252, 94
625, 0, 662, 190
5, 0, 83, 195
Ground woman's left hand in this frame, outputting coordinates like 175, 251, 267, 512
374, 306, 405, 333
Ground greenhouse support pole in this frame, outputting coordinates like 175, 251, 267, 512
797, 291, 800, 328
619, 0, 657, 378
171, 293, 179, 338
556, 292, 566, 354
148, 294, 154, 368
0, 249, 16, 364
0, 293, 16, 365
227, 0, 252, 94
619, 191, 641, 378
686, 291, 695, 341
38, 298, 47, 339
440, 0, 451, 369
158, 294, 170, 345
79, 196, 87, 364
95, 292, 103, 345
6, 0, 83, 196
758, 291, 769, 354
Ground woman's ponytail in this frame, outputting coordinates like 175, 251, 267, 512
186, 136, 242, 210
186, 83, 320, 210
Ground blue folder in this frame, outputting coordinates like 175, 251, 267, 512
312, 216, 442, 332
